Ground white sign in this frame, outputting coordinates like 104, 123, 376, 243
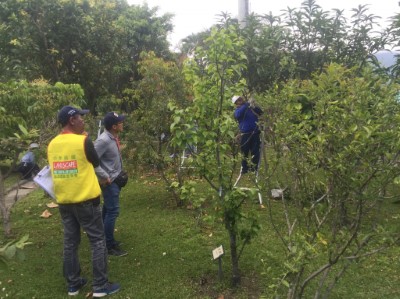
212, 245, 224, 260
271, 188, 283, 198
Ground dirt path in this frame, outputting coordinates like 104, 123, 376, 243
5, 180, 38, 209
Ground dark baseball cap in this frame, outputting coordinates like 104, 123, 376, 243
103, 112, 126, 129
58, 106, 90, 126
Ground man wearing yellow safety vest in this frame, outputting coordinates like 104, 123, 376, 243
47, 106, 120, 298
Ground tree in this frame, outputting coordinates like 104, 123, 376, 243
0, 80, 85, 236
0, 125, 38, 237
0, 0, 173, 111
177, 1, 391, 94
261, 64, 400, 298
125, 51, 188, 206
280, 0, 389, 76
170, 25, 260, 286
386, 11, 400, 80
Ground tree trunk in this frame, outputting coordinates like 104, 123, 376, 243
227, 218, 241, 286
339, 200, 348, 226
0, 173, 11, 236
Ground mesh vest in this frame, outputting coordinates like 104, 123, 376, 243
48, 133, 101, 204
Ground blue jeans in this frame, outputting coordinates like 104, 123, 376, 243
102, 183, 121, 249
59, 199, 108, 291
240, 131, 261, 173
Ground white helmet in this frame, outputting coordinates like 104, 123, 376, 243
29, 143, 39, 149
231, 95, 242, 104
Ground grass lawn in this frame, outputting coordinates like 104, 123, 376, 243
1, 176, 400, 298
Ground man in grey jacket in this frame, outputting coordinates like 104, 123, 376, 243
95, 112, 127, 257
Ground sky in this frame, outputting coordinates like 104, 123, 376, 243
127, 0, 400, 50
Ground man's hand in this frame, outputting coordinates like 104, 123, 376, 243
100, 177, 111, 186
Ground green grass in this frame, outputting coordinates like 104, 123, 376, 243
1, 177, 400, 298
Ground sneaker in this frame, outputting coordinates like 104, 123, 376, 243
108, 246, 128, 257
93, 282, 121, 298
68, 277, 88, 296
114, 240, 123, 247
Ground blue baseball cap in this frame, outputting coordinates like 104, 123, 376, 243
103, 112, 126, 129
58, 106, 90, 126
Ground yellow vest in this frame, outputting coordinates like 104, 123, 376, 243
48, 133, 101, 204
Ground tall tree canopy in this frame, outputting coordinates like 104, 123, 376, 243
180, 0, 394, 93
0, 0, 173, 111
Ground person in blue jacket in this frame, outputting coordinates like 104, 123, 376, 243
17, 143, 40, 179
232, 95, 263, 174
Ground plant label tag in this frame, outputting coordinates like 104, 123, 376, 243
212, 245, 224, 260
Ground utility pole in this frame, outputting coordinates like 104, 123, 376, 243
238, 0, 249, 28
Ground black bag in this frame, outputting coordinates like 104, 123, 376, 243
114, 170, 128, 188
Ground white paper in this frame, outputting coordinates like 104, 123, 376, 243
212, 245, 224, 260
33, 165, 55, 199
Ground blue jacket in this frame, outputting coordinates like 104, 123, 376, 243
21, 151, 35, 163
234, 103, 263, 133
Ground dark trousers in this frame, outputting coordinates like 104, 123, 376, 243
59, 199, 108, 291
240, 131, 261, 173
17, 162, 40, 179
101, 183, 121, 249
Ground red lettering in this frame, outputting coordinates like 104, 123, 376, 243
53, 160, 77, 170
